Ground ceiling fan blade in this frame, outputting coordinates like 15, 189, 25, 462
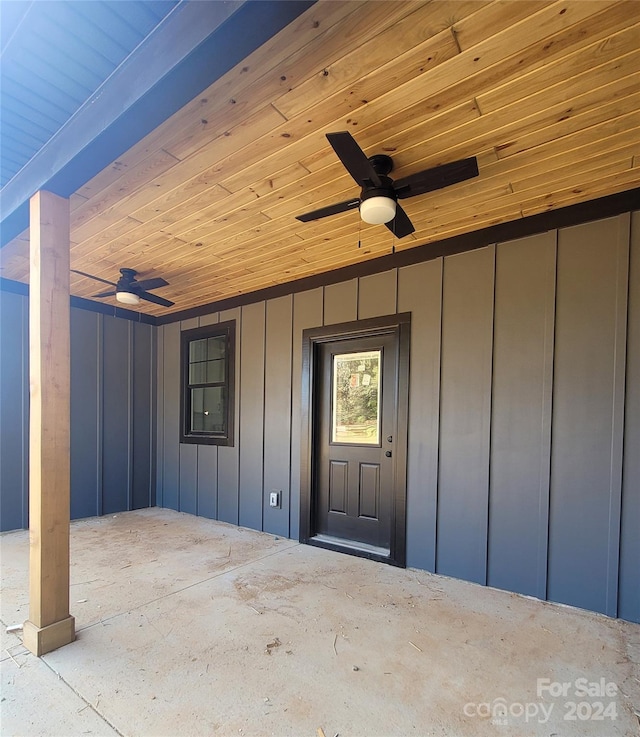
296, 197, 360, 222
326, 132, 382, 187
394, 157, 479, 199
71, 269, 117, 287
92, 289, 117, 298
135, 277, 169, 291
140, 291, 175, 307
384, 203, 415, 238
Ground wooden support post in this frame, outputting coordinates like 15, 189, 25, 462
23, 190, 75, 656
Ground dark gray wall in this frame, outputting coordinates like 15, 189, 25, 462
0, 300, 156, 530
619, 211, 640, 622
488, 232, 555, 600
547, 217, 629, 616
437, 246, 494, 585
0, 291, 29, 531
155, 211, 640, 623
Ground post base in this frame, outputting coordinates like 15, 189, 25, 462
23, 616, 75, 656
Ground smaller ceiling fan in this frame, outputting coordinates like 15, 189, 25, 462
296, 131, 479, 238
71, 268, 174, 307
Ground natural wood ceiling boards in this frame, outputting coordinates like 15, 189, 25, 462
2, 0, 639, 315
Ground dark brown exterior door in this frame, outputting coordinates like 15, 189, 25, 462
314, 333, 397, 555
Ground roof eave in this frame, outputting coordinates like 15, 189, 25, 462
0, 0, 316, 247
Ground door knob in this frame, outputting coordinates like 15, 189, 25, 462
385, 450, 392, 457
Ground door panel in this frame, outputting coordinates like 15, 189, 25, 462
358, 463, 379, 519
329, 461, 348, 513
314, 333, 396, 552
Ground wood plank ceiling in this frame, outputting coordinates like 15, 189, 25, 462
1, 0, 639, 316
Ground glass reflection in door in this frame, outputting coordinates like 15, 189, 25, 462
331, 350, 381, 445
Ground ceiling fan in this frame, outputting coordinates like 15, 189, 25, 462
71, 268, 174, 307
296, 131, 479, 238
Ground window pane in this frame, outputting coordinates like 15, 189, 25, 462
189, 338, 208, 363
191, 386, 226, 434
206, 359, 224, 383
189, 361, 207, 385
331, 350, 381, 445
207, 336, 226, 360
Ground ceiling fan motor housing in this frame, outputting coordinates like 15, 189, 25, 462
115, 268, 141, 303
368, 154, 394, 177
360, 175, 397, 224
116, 268, 138, 290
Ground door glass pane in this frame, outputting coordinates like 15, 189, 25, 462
332, 350, 381, 445
191, 386, 226, 433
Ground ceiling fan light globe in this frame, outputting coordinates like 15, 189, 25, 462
116, 291, 140, 305
360, 196, 396, 224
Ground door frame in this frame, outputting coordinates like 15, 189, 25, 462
300, 313, 411, 567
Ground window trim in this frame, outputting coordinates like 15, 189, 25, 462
180, 320, 235, 446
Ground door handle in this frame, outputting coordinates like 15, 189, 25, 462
385, 450, 392, 458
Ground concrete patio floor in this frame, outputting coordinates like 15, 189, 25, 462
1, 508, 639, 737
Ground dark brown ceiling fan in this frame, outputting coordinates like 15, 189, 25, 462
296, 131, 479, 238
71, 268, 174, 307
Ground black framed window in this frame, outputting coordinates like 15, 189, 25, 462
180, 321, 235, 445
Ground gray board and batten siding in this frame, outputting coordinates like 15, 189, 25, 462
0, 301, 157, 529
0, 210, 638, 623
156, 211, 640, 623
